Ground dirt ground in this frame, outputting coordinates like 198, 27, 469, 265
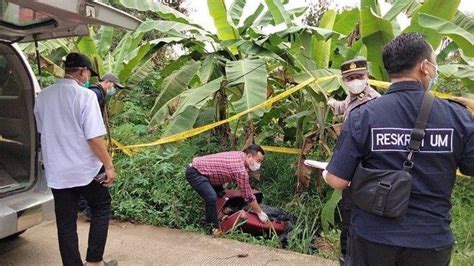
0, 218, 337, 265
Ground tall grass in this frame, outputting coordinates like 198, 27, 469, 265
451, 177, 474, 265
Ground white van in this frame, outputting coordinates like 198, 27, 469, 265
0, 0, 140, 239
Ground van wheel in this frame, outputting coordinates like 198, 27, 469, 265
4, 230, 26, 240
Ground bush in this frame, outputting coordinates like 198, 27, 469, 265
110, 144, 334, 256
108, 73, 472, 262
111, 146, 202, 228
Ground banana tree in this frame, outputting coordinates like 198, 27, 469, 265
121, 0, 472, 165
118, 0, 473, 235
119, 0, 347, 147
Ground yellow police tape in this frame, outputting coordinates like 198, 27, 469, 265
367, 79, 390, 89
368, 80, 474, 114
368, 79, 472, 100
114, 76, 471, 156
110, 138, 133, 156
261, 145, 302, 155
116, 75, 335, 150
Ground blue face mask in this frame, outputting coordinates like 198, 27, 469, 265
81, 70, 91, 88
82, 80, 90, 88
426, 61, 439, 91
107, 87, 116, 96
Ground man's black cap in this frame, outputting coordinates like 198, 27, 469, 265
340, 56, 368, 78
64, 52, 98, 77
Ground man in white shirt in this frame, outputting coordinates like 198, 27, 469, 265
34, 53, 116, 266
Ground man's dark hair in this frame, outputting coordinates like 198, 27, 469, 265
243, 144, 265, 156
382, 32, 433, 76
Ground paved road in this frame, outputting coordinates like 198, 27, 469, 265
0, 218, 337, 265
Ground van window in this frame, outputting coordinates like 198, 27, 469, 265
0, 1, 54, 27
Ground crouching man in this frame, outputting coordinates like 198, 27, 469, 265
185, 144, 268, 233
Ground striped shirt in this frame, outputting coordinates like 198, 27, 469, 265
192, 151, 256, 203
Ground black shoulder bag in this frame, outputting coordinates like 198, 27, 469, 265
350, 93, 434, 218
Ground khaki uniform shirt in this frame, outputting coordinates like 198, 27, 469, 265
332, 85, 381, 120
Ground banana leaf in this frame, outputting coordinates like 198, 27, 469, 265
403, 0, 460, 49
162, 77, 224, 137
418, 13, 474, 57
208, 0, 240, 43
226, 59, 268, 119
150, 60, 201, 117
264, 0, 292, 27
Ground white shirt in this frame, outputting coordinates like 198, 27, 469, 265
34, 79, 106, 189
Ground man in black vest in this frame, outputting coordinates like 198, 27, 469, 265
79, 73, 124, 220
89, 73, 124, 116
324, 33, 473, 265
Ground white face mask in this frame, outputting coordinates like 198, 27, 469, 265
249, 161, 261, 171
346, 78, 368, 94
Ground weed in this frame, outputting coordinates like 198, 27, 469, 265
108, 76, 472, 263
451, 176, 474, 265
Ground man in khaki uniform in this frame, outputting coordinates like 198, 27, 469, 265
328, 57, 381, 120
327, 56, 381, 265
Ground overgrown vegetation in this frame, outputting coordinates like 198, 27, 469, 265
109, 74, 473, 263
451, 177, 474, 265
109, 138, 341, 257
23, 0, 473, 263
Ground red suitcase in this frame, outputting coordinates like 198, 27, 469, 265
217, 190, 286, 235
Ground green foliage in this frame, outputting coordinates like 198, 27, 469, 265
257, 153, 326, 254
360, 3, 393, 81
321, 189, 342, 234
119, 0, 191, 24
60, 1, 474, 263
110, 70, 473, 262
313, 10, 337, 69
451, 177, 474, 265
207, 0, 240, 44
149, 60, 201, 117
383, 0, 414, 21
435, 76, 470, 96
418, 13, 474, 57
223, 230, 280, 248
111, 71, 161, 125
160, 77, 225, 137
264, 0, 292, 27
228, 0, 246, 28
111, 146, 202, 227
30, 65, 58, 88
403, 0, 461, 48
226, 58, 268, 119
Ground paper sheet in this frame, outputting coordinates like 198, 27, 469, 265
303, 160, 328, 170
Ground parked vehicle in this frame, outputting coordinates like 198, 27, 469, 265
0, 0, 140, 239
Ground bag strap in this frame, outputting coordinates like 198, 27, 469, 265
404, 93, 435, 168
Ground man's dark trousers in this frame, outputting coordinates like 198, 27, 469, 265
346, 232, 452, 266
51, 179, 111, 266
185, 166, 219, 228
340, 187, 353, 262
